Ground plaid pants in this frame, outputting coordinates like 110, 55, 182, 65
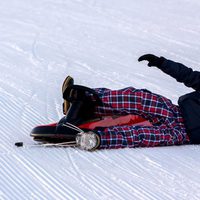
93, 87, 189, 149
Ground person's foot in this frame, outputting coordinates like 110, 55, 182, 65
76, 131, 100, 151
31, 120, 80, 142
62, 76, 74, 115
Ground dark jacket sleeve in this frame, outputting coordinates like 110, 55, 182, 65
158, 58, 200, 91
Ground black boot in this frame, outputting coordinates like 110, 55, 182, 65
31, 85, 102, 143
55, 100, 90, 141
55, 85, 103, 139
62, 84, 103, 123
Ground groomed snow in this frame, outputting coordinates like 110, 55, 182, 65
0, 0, 200, 199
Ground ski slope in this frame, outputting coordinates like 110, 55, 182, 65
1, 0, 200, 199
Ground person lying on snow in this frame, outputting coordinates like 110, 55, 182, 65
64, 80, 189, 151
32, 54, 200, 151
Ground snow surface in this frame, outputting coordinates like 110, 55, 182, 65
1, 0, 200, 199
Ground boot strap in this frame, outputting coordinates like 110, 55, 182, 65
64, 85, 103, 106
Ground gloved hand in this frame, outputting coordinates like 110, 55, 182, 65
138, 54, 165, 67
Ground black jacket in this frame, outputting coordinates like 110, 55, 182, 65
158, 58, 200, 144
159, 58, 200, 91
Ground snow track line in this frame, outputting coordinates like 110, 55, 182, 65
10, 153, 84, 200
65, 150, 123, 199
85, 172, 134, 199
70, 151, 137, 199
98, 150, 142, 177
63, 150, 102, 199
0, 156, 46, 200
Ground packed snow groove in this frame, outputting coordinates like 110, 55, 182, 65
1, 0, 200, 199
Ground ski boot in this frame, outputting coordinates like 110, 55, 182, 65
31, 82, 102, 146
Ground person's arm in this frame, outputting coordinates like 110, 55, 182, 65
138, 54, 200, 91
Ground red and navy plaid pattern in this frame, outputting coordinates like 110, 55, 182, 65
93, 87, 189, 149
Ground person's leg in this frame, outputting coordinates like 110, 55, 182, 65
60, 85, 188, 150
82, 87, 189, 149
95, 124, 188, 149
94, 87, 184, 128
178, 91, 200, 144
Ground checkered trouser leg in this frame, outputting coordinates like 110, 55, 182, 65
92, 87, 188, 149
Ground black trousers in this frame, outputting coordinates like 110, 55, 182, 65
178, 91, 200, 144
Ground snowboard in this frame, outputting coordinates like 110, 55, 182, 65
30, 114, 152, 143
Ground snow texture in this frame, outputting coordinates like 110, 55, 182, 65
1, 0, 200, 199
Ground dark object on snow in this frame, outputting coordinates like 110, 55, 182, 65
15, 142, 23, 147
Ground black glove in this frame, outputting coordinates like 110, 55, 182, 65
138, 54, 165, 67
